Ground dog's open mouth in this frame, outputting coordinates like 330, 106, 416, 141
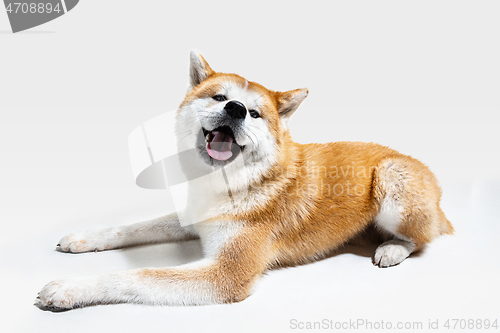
202, 126, 241, 161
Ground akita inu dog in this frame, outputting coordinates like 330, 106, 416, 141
36, 51, 453, 311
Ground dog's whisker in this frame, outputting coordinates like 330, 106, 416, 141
247, 125, 268, 137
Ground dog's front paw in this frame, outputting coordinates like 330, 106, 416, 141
57, 232, 94, 253
35, 279, 90, 311
57, 231, 112, 253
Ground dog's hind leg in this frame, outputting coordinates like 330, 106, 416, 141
57, 213, 198, 253
371, 157, 454, 268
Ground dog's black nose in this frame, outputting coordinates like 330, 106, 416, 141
224, 100, 247, 119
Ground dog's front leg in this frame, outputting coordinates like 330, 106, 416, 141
57, 213, 198, 253
36, 224, 273, 311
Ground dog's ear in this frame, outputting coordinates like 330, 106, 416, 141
276, 88, 309, 120
189, 50, 215, 88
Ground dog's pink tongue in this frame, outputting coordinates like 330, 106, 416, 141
207, 131, 233, 161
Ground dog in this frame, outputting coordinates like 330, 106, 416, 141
35, 51, 454, 311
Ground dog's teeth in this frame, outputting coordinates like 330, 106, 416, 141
206, 132, 212, 142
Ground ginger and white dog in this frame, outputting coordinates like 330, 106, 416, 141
36, 51, 453, 311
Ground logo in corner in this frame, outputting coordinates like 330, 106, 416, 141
3, 0, 79, 33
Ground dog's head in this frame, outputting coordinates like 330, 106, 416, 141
175, 51, 308, 187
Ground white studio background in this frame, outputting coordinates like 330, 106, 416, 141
1, 1, 499, 332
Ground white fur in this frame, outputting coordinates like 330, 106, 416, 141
35, 259, 222, 308
57, 214, 197, 253
374, 196, 403, 236
194, 221, 244, 257
374, 196, 412, 242
373, 239, 416, 268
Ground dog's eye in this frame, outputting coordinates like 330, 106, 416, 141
212, 95, 227, 102
249, 110, 261, 119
